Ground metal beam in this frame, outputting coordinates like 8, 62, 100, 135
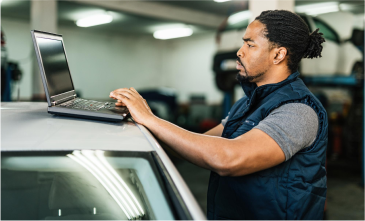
71, 0, 225, 28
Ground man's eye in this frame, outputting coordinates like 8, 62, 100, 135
247, 44, 253, 48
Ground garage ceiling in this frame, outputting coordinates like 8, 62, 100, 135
158, 0, 249, 16
1, 0, 364, 35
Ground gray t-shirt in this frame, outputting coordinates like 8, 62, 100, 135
221, 103, 319, 161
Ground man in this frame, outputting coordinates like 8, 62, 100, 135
110, 10, 328, 220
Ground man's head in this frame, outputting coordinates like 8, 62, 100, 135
236, 10, 325, 85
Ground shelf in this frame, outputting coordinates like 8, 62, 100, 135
302, 74, 364, 186
301, 75, 363, 87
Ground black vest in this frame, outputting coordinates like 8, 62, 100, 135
207, 72, 328, 220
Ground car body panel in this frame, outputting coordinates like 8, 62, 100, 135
303, 14, 362, 76
337, 41, 363, 75
137, 125, 205, 220
319, 41, 340, 75
1, 102, 152, 152
1, 102, 206, 220
317, 11, 355, 42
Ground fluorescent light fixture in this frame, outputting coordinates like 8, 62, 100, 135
214, 0, 231, 2
153, 27, 193, 40
68, 152, 131, 219
76, 13, 113, 27
96, 150, 145, 216
82, 150, 137, 218
295, 2, 339, 16
339, 3, 356, 11
228, 10, 251, 25
67, 150, 144, 219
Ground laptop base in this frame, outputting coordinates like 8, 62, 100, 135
48, 106, 126, 122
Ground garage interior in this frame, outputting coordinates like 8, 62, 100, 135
1, 0, 364, 220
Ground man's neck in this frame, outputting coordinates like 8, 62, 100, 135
255, 68, 291, 87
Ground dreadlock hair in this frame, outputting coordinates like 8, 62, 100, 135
255, 10, 325, 73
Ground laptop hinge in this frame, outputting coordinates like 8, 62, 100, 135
52, 94, 77, 106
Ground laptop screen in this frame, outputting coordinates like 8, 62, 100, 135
36, 37, 74, 97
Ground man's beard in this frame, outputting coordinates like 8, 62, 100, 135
236, 58, 265, 83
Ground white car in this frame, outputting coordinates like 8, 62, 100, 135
1, 102, 205, 220
215, 11, 363, 83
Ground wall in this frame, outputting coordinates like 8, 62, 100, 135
60, 28, 164, 100
2, 18, 224, 104
160, 32, 223, 104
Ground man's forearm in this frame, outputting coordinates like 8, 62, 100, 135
204, 124, 224, 136
144, 116, 229, 172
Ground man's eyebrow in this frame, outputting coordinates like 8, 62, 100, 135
243, 38, 255, 43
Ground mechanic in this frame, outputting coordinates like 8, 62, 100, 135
110, 10, 328, 220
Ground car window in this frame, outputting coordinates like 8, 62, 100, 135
313, 17, 340, 43
1, 151, 181, 220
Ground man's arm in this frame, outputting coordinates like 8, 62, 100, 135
204, 124, 224, 136
110, 88, 285, 176
145, 118, 285, 176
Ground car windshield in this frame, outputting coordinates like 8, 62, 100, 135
1, 151, 175, 220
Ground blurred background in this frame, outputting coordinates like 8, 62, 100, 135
1, 0, 364, 219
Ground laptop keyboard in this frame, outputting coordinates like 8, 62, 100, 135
58, 98, 114, 111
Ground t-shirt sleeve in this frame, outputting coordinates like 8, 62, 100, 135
254, 103, 319, 161
221, 114, 229, 127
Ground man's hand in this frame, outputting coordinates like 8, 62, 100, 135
109, 87, 155, 126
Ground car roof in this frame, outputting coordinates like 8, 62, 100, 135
1, 102, 206, 220
1, 102, 154, 152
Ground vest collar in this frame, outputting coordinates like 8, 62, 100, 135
240, 71, 300, 101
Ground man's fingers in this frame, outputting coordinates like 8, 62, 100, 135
111, 88, 142, 100
111, 93, 132, 105
129, 87, 144, 99
130, 87, 139, 95
112, 88, 134, 95
115, 102, 126, 106
111, 90, 134, 100
109, 94, 117, 100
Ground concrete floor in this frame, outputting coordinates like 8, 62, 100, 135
173, 158, 364, 220
326, 175, 364, 220
325, 159, 364, 220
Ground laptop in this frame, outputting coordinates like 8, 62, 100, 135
31, 30, 128, 122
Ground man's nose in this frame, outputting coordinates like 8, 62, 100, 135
237, 46, 244, 58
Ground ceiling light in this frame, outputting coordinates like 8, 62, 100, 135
76, 13, 113, 27
153, 28, 193, 40
214, 0, 231, 2
339, 3, 356, 11
295, 2, 339, 16
228, 10, 251, 25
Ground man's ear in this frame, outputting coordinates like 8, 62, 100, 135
273, 47, 287, 64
